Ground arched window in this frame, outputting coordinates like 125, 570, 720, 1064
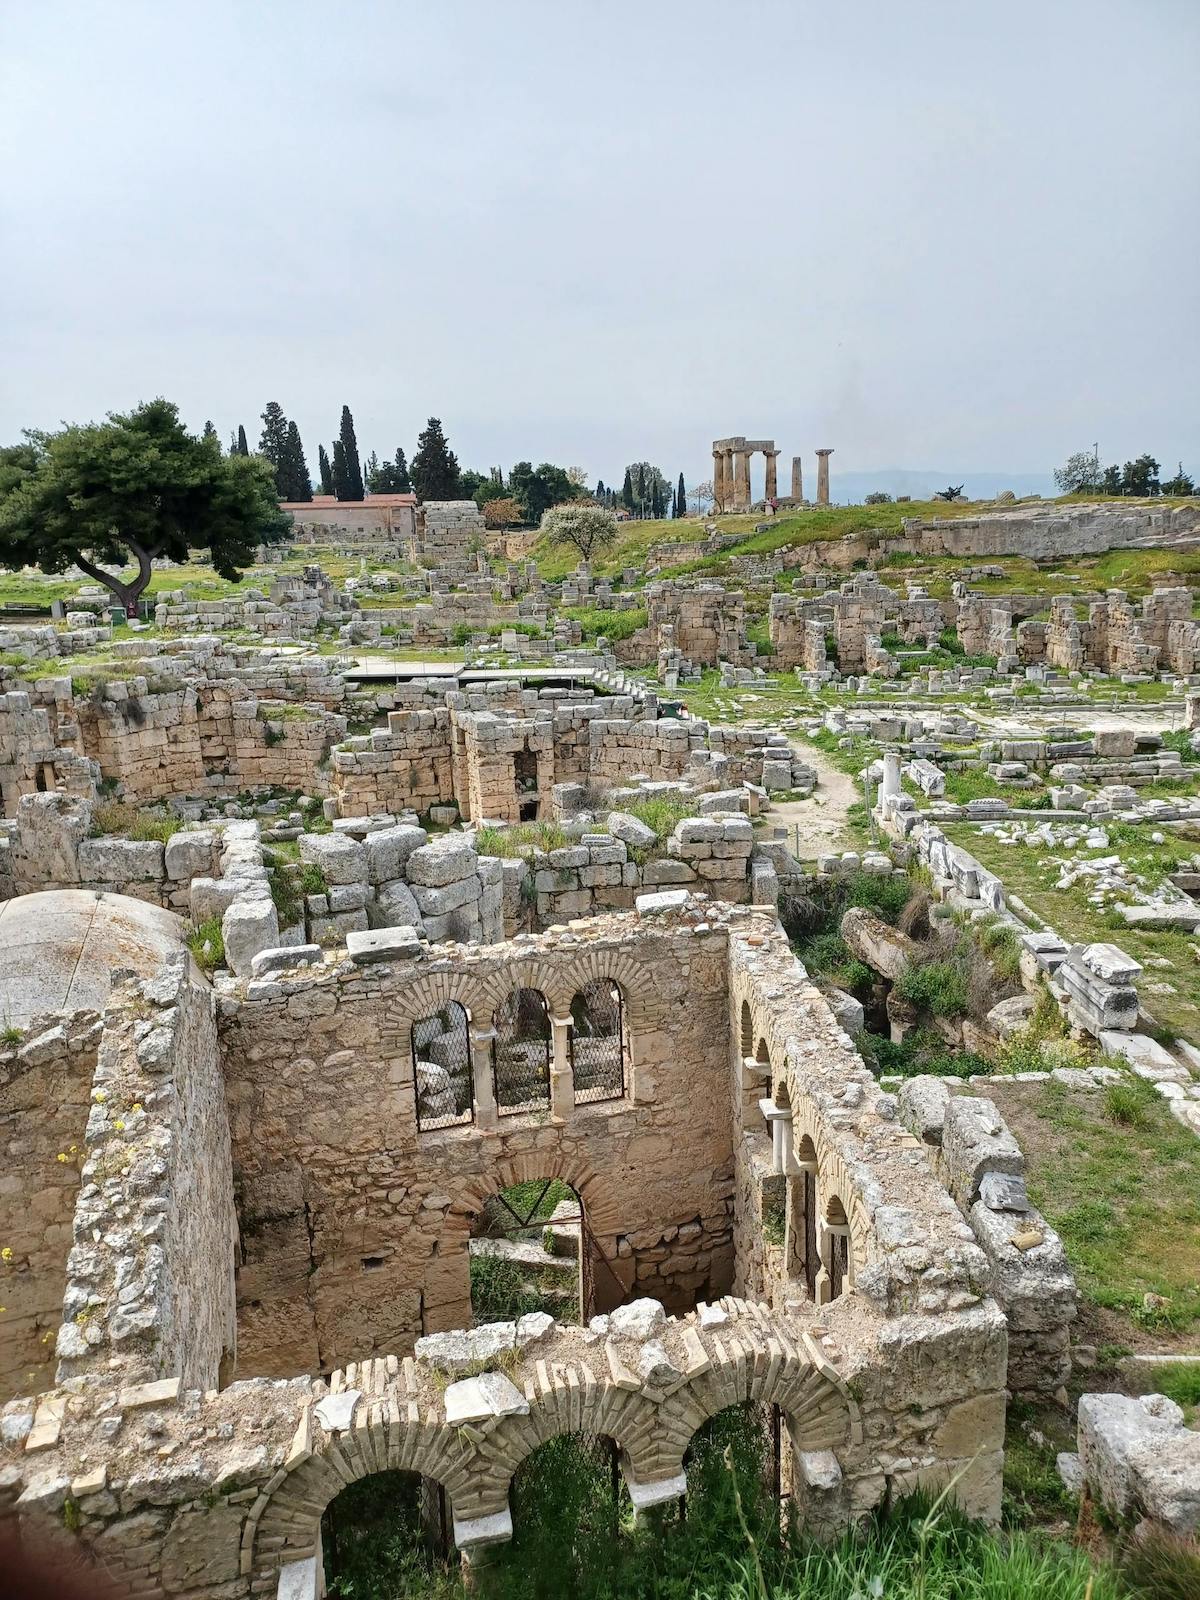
739, 1000, 753, 1058
493, 987, 551, 1117
410, 1002, 472, 1131
824, 1194, 850, 1301
791, 1135, 819, 1298
569, 979, 626, 1104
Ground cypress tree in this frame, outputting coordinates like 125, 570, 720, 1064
410, 417, 462, 501
338, 405, 364, 500
677, 472, 686, 519
201, 420, 219, 449
318, 444, 334, 495
236, 424, 249, 456
332, 439, 350, 501
635, 465, 647, 516
285, 420, 311, 501
258, 402, 291, 495
621, 467, 634, 514
392, 447, 412, 492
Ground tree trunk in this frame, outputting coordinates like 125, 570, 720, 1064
75, 541, 158, 619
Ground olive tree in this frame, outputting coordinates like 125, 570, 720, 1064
540, 502, 619, 562
0, 399, 289, 615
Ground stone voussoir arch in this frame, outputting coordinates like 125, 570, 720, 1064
245, 1400, 477, 1581
789, 1096, 871, 1272
446, 1147, 624, 1240
247, 1327, 862, 1580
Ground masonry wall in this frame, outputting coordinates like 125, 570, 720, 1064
216, 919, 735, 1377
0, 1012, 99, 1401
54, 958, 238, 1394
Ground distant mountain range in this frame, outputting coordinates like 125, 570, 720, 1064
828, 469, 1056, 504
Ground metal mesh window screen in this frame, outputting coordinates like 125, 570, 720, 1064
411, 1003, 473, 1131
829, 1231, 849, 1300
492, 988, 551, 1117
569, 980, 626, 1105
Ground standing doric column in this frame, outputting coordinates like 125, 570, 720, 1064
549, 1015, 574, 1122
791, 456, 804, 501
469, 1027, 498, 1130
713, 449, 725, 512
764, 451, 779, 500
724, 448, 735, 511
815, 448, 834, 507
734, 449, 751, 511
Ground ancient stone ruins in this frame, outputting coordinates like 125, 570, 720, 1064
1, 490, 1198, 1594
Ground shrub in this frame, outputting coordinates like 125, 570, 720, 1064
268, 868, 302, 929
1105, 1076, 1156, 1128
89, 802, 176, 844
1121, 1527, 1200, 1600
894, 957, 969, 1018
298, 863, 329, 896
624, 795, 693, 841
187, 917, 224, 974
560, 605, 648, 643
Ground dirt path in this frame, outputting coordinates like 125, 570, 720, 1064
769, 740, 862, 862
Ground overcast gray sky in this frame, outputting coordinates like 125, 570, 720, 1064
2, 0, 1197, 491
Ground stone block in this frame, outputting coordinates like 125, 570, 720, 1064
364, 825, 428, 885
406, 837, 478, 887
163, 830, 216, 881
942, 1096, 1024, 1204
299, 831, 367, 886
78, 837, 165, 883
897, 1076, 951, 1145
222, 895, 281, 978
347, 926, 423, 965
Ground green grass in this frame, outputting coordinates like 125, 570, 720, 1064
560, 604, 648, 642
894, 957, 970, 1018
623, 795, 695, 842
862, 1029, 989, 1080
474, 821, 568, 858
945, 823, 1200, 1040
1141, 1360, 1200, 1414
187, 917, 224, 974
88, 802, 176, 844
988, 1076, 1200, 1333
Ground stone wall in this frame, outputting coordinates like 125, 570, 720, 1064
217, 914, 734, 1376
0, 1010, 100, 1400
54, 957, 238, 1394
0, 904, 1018, 1591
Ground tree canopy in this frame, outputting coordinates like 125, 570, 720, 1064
540, 501, 618, 562
508, 461, 578, 524
1053, 450, 1100, 494
366, 447, 411, 494
410, 417, 461, 501
336, 406, 364, 501
0, 399, 289, 615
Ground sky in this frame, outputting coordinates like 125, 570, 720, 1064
2, 0, 1198, 496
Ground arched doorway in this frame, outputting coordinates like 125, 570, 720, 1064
470, 1177, 586, 1325
684, 1401, 782, 1535
320, 1469, 451, 1595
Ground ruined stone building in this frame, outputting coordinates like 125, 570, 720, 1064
1, 896, 1030, 1594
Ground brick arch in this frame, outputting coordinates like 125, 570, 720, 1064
668, 1342, 859, 1478
386, 968, 489, 1031
447, 1147, 623, 1240
246, 1330, 861, 1580
789, 1097, 871, 1274
546, 947, 665, 1030
246, 1403, 478, 1580
487, 1337, 859, 1509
